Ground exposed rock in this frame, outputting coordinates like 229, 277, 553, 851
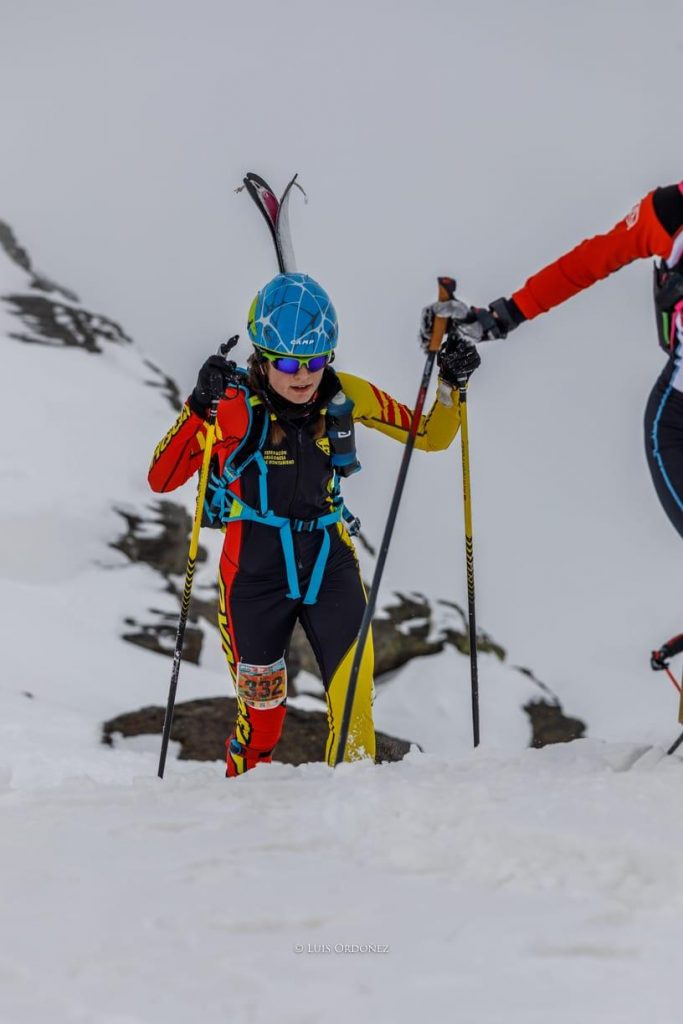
369, 592, 505, 676
0, 220, 32, 274
142, 357, 184, 411
0, 219, 77, 299
4, 293, 132, 353
514, 666, 587, 747
102, 697, 414, 765
111, 501, 207, 579
121, 610, 204, 665
111, 501, 212, 664
524, 698, 587, 747
1, 219, 179, 410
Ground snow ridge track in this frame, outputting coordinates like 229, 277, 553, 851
1, 742, 683, 1024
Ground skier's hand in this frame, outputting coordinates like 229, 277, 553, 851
651, 634, 683, 671
651, 647, 671, 671
651, 633, 683, 671
437, 338, 481, 386
468, 306, 506, 340
469, 297, 525, 341
191, 352, 239, 414
419, 298, 471, 352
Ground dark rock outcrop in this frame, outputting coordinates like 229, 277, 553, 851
102, 697, 414, 765
0, 219, 78, 299
112, 501, 206, 579
4, 292, 133, 353
515, 667, 587, 746
1, 219, 180, 409
524, 699, 587, 747
112, 501, 212, 664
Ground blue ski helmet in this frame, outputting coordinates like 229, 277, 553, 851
247, 273, 338, 356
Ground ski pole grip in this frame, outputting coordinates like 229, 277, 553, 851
428, 276, 457, 352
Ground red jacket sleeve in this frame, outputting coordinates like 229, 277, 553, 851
148, 388, 255, 493
511, 187, 681, 320
148, 402, 209, 492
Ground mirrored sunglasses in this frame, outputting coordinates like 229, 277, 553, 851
262, 352, 331, 375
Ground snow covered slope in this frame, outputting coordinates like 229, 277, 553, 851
0, 221, 231, 784
2, 220, 683, 1024
3, 739, 683, 1024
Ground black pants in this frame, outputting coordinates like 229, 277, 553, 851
644, 357, 683, 539
218, 527, 375, 774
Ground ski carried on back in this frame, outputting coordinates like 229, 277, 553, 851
239, 171, 303, 273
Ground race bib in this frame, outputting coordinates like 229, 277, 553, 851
235, 657, 287, 709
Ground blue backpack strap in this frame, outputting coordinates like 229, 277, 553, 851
291, 509, 344, 605
224, 498, 303, 600
203, 393, 269, 523
203, 386, 350, 604
253, 450, 269, 516
278, 520, 300, 600
341, 503, 361, 537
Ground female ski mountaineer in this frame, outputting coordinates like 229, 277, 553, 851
445, 181, 683, 537
149, 272, 478, 776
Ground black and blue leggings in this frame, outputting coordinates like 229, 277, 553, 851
644, 356, 683, 539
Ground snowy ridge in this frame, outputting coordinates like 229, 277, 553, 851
3, 743, 683, 1023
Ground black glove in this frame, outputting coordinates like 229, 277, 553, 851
469, 297, 526, 340
190, 349, 239, 416
420, 296, 525, 349
437, 338, 481, 387
651, 648, 671, 671
651, 634, 683, 671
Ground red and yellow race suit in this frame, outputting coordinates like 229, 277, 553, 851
149, 367, 461, 775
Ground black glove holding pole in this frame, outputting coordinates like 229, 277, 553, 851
467, 297, 526, 340
437, 334, 481, 387
420, 295, 526, 345
651, 633, 683, 671
418, 299, 481, 387
189, 335, 241, 417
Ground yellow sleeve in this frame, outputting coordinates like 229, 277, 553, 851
336, 371, 461, 452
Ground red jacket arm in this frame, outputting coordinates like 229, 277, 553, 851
148, 402, 209, 493
511, 188, 678, 320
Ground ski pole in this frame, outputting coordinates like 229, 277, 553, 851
334, 277, 455, 766
667, 730, 683, 756
157, 339, 237, 778
650, 640, 683, 755
663, 666, 682, 694
455, 347, 480, 747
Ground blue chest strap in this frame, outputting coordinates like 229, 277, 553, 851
204, 403, 344, 605
224, 485, 343, 606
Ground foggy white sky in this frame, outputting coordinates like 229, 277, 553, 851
1, 0, 679, 388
